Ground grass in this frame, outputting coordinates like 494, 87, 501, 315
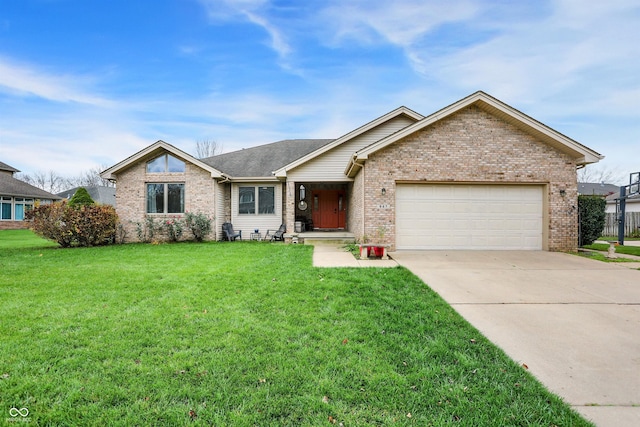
577, 251, 639, 262
582, 243, 640, 257
0, 229, 59, 249
599, 235, 640, 241
0, 231, 592, 426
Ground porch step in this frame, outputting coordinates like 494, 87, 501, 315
296, 231, 355, 245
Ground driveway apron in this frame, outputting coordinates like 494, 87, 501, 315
390, 251, 640, 427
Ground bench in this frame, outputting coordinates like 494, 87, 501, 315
358, 244, 390, 260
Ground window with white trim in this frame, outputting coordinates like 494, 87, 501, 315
238, 186, 275, 215
0, 196, 34, 220
146, 183, 185, 214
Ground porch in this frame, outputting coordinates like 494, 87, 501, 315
286, 230, 355, 245
288, 182, 352, 232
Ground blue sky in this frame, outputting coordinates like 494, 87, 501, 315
1, 0, 638, 184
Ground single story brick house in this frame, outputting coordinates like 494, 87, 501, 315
0, 161, 61, 230
101, 91, 603, 251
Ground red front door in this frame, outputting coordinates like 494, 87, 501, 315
312, 190, 346, 229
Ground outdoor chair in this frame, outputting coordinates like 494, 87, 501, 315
266, 224, 286, 242
222, 222, 242, 241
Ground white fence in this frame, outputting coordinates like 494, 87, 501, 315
603, 212, 640, 237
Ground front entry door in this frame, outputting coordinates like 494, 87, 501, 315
312, 190, 346, 229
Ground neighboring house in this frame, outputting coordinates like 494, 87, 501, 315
578, 182, 619, 198
0, 161, 61, 230
57, 186, 117, 206
101, 91, 603, 251
605, 193, 640, 214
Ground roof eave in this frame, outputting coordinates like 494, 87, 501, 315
354, 91, 603, 165
100, 140, 225, 180
273, 106, 424, 176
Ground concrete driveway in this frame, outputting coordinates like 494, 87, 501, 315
389, 250, 640, 427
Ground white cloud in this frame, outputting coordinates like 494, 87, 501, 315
197, 0, 291, 60
0, 57, 113, 106
322, 0, 479, 46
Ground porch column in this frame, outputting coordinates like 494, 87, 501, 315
285, 180, 296, 235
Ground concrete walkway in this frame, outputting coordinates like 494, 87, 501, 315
389, 251, 640, 427
312, 242, 398, 268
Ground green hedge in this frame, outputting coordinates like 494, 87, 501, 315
578, 195, 606, 246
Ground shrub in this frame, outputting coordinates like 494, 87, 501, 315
163, 218, 184, 242
68, 187, 95, 207
135, 217, 158, 242
578, 195, 606, 246
184, 212, 213, 242
26, 202, 118, 247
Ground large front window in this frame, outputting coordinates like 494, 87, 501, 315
147, 183, 184, 213
238, 186, 275, 215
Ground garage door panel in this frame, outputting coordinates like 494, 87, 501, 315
396, 184, 543, 250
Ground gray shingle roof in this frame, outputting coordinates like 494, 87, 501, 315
57, 186, 116, 206
578, 182, 620, 196
0, 161, 19, 173
0, 173, 62, 199
201, 139, 334, 177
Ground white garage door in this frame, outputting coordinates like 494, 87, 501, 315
396, 184, 543, 250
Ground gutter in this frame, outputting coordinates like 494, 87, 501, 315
345, 154, 365, 178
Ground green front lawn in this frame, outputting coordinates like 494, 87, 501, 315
0, 229, 59, 249
0, 235, 591, 425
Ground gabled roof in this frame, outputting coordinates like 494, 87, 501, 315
0, 173, 62, 200
101, 140, 225, 180
202, 139, 333, 179
273, 106, 424, 178
346, 91, 604, 177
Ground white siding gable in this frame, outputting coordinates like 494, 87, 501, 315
288, 116, 415, 181
230, 182, 283, 237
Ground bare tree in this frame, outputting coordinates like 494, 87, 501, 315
15, 165, 114, 194
68, 165, 115, 188
195, 140, 223, 158
577, 165, 626, 185
16, 170, 70, 193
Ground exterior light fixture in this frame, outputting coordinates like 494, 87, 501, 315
381, 188, 386, 195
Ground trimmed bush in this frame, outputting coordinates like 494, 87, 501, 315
185, 212, 213, 242
26, 202, 118, 247
578, 195, 606, 246
68, 187, 95, 207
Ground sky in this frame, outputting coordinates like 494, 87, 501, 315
0, 0, 639, 185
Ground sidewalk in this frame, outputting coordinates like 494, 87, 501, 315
312, 242, 398, 267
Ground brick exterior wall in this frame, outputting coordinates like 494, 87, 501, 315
0, 220, 29, 230
357, 105, 578, 252
115, 157, 218, 242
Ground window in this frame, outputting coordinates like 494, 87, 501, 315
0, 197, 33, 220
238, 187, 255, 214
146, 154, 185, 173
1, 197, 11, 220
238, 186, 275, 215
146, 183, 184, 213
14, 198, 33, 221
